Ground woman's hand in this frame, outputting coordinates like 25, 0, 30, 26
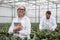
13, 24, 23, 33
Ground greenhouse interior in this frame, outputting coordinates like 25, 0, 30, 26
0, 0, 60, 40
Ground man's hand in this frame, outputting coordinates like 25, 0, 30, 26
13, 24, 23, 33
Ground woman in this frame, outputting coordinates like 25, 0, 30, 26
8, 6, 31, 39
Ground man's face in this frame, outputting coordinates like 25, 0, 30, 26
46, 13, 51, 19
17, 7, 25, 17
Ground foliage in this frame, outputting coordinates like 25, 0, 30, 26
0, 23, 60, 40
35, 30, 60, 40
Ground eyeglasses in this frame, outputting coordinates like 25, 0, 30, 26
20, 9, 25, 10
17, 8, 25, 11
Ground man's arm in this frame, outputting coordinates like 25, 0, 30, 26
51, 18, 57, 31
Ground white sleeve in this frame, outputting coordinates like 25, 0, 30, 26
19, 18, 31, 35
39, 18, 43, 30
8, 20, 14, 34
51, 18, 57, 31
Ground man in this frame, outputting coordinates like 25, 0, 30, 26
39, 11, 57, 31
8, 6, 31, 39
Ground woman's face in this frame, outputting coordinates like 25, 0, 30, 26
17, 7, 25, 17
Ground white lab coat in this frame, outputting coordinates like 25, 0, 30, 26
8, 16, 31, 39
39, 16, 57, 31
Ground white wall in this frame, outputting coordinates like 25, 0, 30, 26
0, 7, 12, 23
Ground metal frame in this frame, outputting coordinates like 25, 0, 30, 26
0, 0, 60, 23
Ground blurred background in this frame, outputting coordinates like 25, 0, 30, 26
0, 0, 60, 23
